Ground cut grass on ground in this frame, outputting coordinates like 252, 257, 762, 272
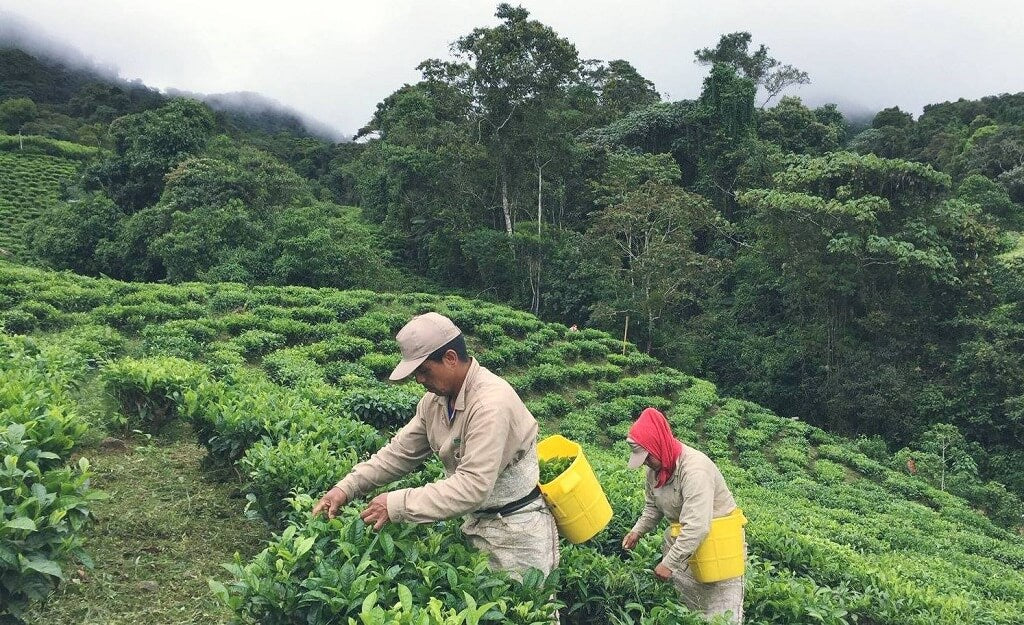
25, 421, 270, 625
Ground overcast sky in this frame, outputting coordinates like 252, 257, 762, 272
2, 0, 1023, 137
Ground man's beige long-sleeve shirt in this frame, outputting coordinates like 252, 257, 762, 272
630, 444, 737, 571
334, 358, 540, 524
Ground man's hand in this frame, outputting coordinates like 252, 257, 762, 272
653, 562, 673, 581
621, 531, 640, 550
359, 492, 391, 531
312, 486, 348, 519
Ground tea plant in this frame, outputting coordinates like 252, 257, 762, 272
539, 456, 574, 484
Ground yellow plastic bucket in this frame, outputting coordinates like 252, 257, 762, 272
537, 435, 613, 544
689, 507, 748, 583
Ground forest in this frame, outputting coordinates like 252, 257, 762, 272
1, 4, 1023, 624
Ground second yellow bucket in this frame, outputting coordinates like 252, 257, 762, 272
537, 435, 613, 544
689, 507, 748, 582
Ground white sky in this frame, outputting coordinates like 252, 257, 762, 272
2, 0, 1023, 137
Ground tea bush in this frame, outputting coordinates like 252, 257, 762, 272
359, 352, 401, 379
262, 348, 324, 386
339, 385, 420, 430
231, 329, 287, 358
213, 499, 559, 624
4, 261, 1024, 623
242, 436, 359, 524
101, 356, 208, 432
0, 339, 103, 622
303, 334, 374, 363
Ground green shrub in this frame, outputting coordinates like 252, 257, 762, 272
774, 442, 811, 475
560, 410, 600, 443
344, 312, 406, 342
0, 427, 101, 623
303, 335, 374, 363
474, 322, 506, 346
339, 385, 420, 430
524, 363, 568, 391
232, 329, 287, 358
208, 288, 251, 313
0, 345, 103, 622
323, 362, 376, 387
574, 339, 608, 360
263, 317, 318, 343
358, 352, 400, 379
16, 300, 65, 328
48, 325, 123, 367
734, 427, 773, 451
219, 312, 260, 334
213, 499, 559, 623
527, 393, 572, 422
1, 309, 37, 334
286, 305, 335, 324
815, 460, 848, 485
101, 357, 208, 432
241, 436, 358, 525
319, 291, 373, 320
262, 349, 324, 386
140, 324, 204, 359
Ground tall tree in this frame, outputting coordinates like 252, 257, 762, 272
588, 151, 725, 352
83, 98, 215, 212
727, 152, 1003, 440
0, 97, 36, 133
584, 59, 660, 122
426, 3, 583, 236
695, 32, 810, 107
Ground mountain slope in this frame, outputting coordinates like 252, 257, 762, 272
2, 260, 1022, 624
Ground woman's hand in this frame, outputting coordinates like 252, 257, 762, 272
621, 531, 640, 550
653, 562, 673, 581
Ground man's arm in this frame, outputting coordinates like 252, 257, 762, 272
385, 402, 512, 523
333, 400, 433, 502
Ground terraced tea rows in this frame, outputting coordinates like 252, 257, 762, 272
0, 151, 81, 259
2, 260, 1023, 624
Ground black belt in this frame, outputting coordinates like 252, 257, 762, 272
477, 485, 542, 515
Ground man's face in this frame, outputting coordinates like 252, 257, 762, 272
413, 356, 452, 396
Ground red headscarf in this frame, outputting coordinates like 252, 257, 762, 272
628, 407, 683, 487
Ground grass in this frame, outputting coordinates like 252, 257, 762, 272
24, 421, 270, 625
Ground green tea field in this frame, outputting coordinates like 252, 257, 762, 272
3, 259, 1023, 624
0, 137, 92, 260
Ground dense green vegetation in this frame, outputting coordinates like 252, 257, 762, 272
2, 260, 1023, 624
7, 6, 1020, 505
0, 145, 83, 259
2, 5, 1024, 623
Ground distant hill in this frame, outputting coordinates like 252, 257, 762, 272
165, 88, 347, 142
0, 13, 344, 143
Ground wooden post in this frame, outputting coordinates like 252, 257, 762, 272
622, 315, 629, 355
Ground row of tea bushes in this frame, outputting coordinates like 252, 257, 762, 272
3, 261, 1024, 623
0, 336, 104, 622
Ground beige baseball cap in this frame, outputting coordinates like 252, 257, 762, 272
626, 437, 649, 469
389, 312, 463, 381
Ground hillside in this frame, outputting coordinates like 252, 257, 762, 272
0, 136, 93, 259
2, 259, 1023, 625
